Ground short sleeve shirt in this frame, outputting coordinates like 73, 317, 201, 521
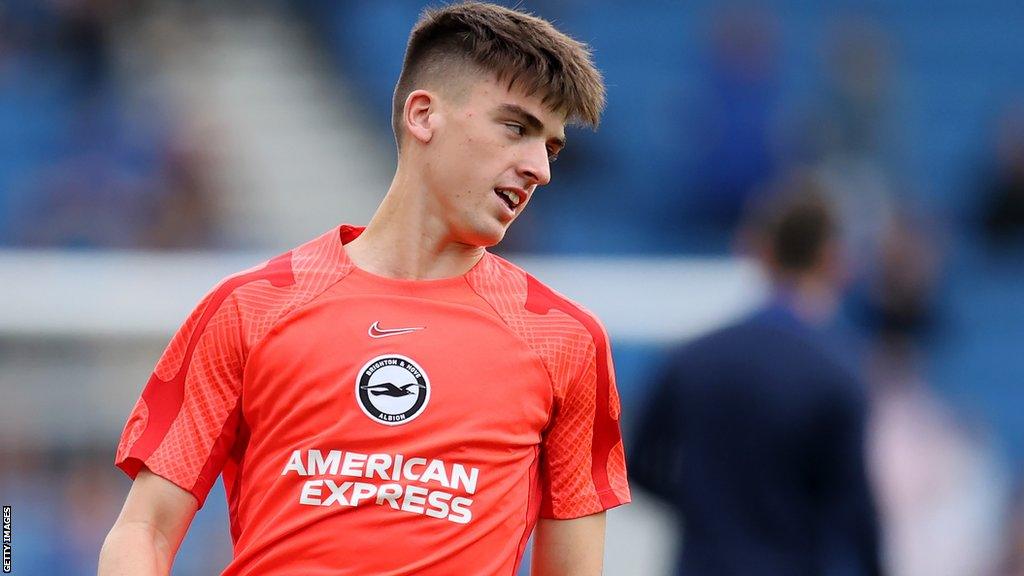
115, 225, 630, 575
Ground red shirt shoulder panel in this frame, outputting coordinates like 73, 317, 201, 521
115, 228, 353, 506
465, 253, 631, 518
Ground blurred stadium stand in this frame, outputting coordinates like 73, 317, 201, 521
132, 5, 389, 248
2, 0, 1024, 574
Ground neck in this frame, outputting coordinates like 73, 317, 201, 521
344, 164, 486, 280
772, 273, 839, 327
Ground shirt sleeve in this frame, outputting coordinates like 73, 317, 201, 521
114, 281, 246, 508
538, 316, 631, 519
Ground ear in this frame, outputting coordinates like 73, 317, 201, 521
403, 89, 437, 144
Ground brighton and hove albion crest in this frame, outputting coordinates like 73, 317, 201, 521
356, 354, 430, 426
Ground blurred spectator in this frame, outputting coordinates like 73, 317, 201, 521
867, 341, 1010, 576
687, 4, 782, 237
977, 101, 1024, 249
783, 18, 900, 277
145, 124, 219, 249
631, 171, 883, 576
821, 20, 901, 286
8, 104, 219, 249
821, 19, 895, 160
858, 211, 942, 341
54, 0, 117, 100
999, 484, 1024, 576
860, 214, 1011, 576
0, 0, 215, 250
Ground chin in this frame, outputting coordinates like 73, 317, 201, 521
461, 223, 507, 248
475, 231, 506, 249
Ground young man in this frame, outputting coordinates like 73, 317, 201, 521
99, 3, 630, 575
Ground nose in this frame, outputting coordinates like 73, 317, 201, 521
517, 142, 551, 187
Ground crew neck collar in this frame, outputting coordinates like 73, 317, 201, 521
336, 224, 489, 286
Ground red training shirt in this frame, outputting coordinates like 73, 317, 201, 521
115, 225, 631, 575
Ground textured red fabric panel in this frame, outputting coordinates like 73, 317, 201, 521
466, 254, 631, 519
116, 256, 286, 502
115, 228, 353, 506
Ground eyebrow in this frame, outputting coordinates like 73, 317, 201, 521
497, 103, 567, 150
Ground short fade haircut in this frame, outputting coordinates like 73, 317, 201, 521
392, 1, 606, 146
745, 171, 839, 274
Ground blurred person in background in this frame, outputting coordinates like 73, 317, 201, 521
976, 100, 1024, 250
631, 171, 883, 576
818, 18, 896, 163
99, 3, 630, 575
860, 212, 1012, 576
786, 17, 900, 281
999, 485, 1024, 576
0, 0, 215, 250
687, 3, 782, 242
145, 123, 220, 249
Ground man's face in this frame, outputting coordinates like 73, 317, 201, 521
423, 74, 567, 248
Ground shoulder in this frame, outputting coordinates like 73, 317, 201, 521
661, 313, 817, 378
664, 314, 760, 363
192, 228, 353, 344
674, 312, 862, 389
469, 252, 609, 349
467, 253, 611, 399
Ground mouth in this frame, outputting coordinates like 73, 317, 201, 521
494, 187, 524, 213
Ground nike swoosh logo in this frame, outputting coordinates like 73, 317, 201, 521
368, 321, 424, 339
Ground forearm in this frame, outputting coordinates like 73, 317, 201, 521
98, 520, 175, 576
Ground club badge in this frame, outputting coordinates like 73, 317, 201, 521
356, 354, 430, 426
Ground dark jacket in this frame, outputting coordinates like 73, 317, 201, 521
630, 303, 883, 576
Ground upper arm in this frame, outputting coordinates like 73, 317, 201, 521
539, 312, 630, 519
531, 513, 606, 576
114, 281, 248, 507
113, 468, 199, 553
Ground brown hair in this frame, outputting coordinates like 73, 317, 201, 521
392, 2, 605, 146
744, 171, 839, 274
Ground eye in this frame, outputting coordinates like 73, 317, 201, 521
504, 123, 525, 136
547, 147, 560, 163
